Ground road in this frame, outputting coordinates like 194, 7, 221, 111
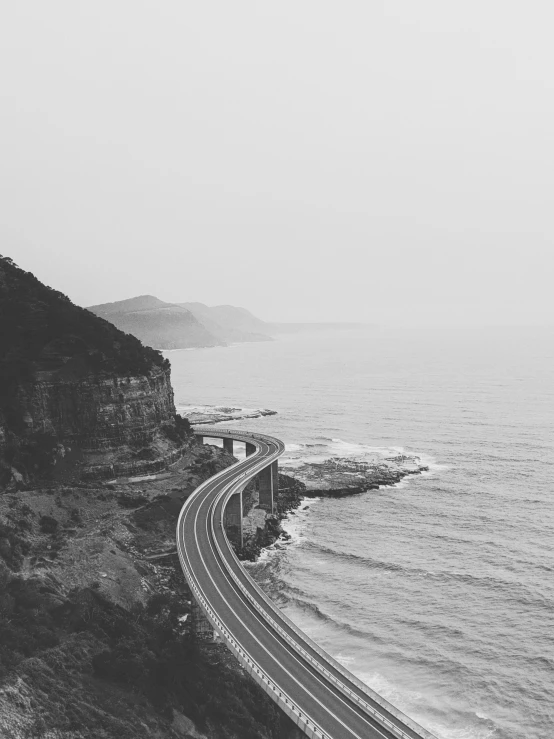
176, 428, 436, 739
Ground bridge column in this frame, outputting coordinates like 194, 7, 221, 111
224, 490, 243, 548
190, 597, 215, 641
258, 466, 273, 513
245, 442, 256, 457
223, 437, 234, 455
196, 435, 204, 446
272, 460, 279, 498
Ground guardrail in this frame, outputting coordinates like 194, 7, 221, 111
176, 544, 329, 739
214, 487, 419, 739
218, 512, 436, 739
183, 429, 435, 739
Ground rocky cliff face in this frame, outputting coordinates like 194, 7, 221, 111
0, 257, 188, 487
3, 366, 184, 482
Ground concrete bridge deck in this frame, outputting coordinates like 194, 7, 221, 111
177, 428, 437, 739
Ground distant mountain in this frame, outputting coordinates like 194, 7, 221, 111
179, 302, 273, 344
87, 296, 222, 350
88, 295, 371, 350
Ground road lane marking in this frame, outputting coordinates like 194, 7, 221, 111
178, 430, 427, 739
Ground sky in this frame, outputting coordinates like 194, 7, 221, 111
1, 1, 553, 325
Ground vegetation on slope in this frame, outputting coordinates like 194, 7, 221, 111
0, 255, 168, 400
0, 461, 298, 739
0, 575, 290, 739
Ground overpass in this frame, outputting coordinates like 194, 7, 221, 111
177, 428, 437, 739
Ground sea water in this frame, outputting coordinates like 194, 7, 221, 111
167, 326, 554, 739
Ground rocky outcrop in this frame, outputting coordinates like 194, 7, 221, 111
1, 365, 189, 485
237, 474, 304, 561
178, 404, 277, 425
14, 367, 175, 452
282, 456, 429, 497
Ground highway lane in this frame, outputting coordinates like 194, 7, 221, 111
177, 429, 436, 739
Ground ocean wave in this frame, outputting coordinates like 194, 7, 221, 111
286, 596, 384, 642
354, 670, 498, 739
301, 541, 554, 606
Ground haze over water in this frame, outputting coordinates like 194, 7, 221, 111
168, 326, 554, 739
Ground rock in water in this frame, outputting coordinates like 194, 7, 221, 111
282, 455, 429, 496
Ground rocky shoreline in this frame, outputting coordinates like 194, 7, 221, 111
236, 473, 305, 561
281, 454, 429, 497
236, 452, 429, 562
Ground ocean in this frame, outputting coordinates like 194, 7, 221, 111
167, 326, 554, 739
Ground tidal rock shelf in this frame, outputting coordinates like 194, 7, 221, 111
177, 404, 277, 425
281, 455, 429, 497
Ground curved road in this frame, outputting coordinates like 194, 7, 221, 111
177, 428, 436, 739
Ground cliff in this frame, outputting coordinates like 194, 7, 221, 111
0, 258, 188, 487
87, 296, 223, 350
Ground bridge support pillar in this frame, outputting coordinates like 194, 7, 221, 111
272, 460, 279, 499
190, 597, 215, 641
196, 435, 203, 446
245, 442, 256, 457
258, 466, 273, 513
271, 460, 279, 498
224, 490, 243, 549
223, 438, 234, 455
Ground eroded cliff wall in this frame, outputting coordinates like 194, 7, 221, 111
16, 367, 175, 452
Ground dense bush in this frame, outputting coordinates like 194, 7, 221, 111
0, 522, 31, 570
175, 413, 192, 437
0, 569, 293, 738
161, 414, 192, 445
0, 577, 61, 677
39, 514, 59, 534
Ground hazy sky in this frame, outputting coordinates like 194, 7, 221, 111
1, 1, 553, 324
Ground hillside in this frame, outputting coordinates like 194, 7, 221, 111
88, 296, 221, 350
0, 257, 188, 488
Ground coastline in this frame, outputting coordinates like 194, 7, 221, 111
241, 451, 432, 564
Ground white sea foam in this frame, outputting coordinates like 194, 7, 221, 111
278, 498, 319, 545
351, 671, 496, 739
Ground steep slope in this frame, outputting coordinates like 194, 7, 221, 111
88, 296, 222, 350
179, 302, 272, 343
0, 257, 188, 487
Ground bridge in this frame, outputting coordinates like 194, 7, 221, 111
176, 428, 437, 739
